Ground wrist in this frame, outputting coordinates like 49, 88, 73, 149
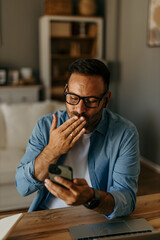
87, 187, 94, 202
84, 188, 100, 209
44, 145, 59, 163
34, 146, 58, 182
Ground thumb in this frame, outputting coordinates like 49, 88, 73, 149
50, 113, 58, 131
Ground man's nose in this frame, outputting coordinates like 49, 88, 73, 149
76, 99, 87, 114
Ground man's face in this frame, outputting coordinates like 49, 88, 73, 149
65, 73, 111, 133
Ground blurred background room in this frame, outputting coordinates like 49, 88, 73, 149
0, 0, 160, 213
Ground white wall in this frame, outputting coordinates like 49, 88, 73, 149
0, 0, 44, 79
106, 0, 160, 166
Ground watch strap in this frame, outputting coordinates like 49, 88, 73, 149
84, 188, 100, 209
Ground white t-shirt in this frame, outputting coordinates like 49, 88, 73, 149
43, 133, 92, 209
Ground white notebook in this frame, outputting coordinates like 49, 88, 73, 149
0, 213, 23, 240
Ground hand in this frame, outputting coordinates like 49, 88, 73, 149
46, 114, 86, 161
44, 177, 94, 206
34, 114, 86, 182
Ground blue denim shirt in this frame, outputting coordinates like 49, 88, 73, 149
15, 108, 140, 219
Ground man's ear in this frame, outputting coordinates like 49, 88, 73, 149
104, 91, 111, 107
105, 98, 108, 106
102, 97, 108, 108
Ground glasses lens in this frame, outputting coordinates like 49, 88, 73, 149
64, 93, 101, 108
65, 93, 79, 105
84, 97, 100, 108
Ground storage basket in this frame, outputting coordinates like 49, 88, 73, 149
45, 0, 72, 15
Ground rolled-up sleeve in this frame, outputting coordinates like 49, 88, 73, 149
15, 117, 49, 196
107, 127, 140, 219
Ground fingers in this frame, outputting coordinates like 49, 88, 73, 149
50, 114, 86, 139
52, 177, 87, 191
45, 177, 92, 206
70, 127, 86, 144
73, 178, 87, 185
57, 116, 86, 143
58, 115, 79, 132
54, 176, 74, 189
65, 117, 86, 141
45, 177, 75, 193
48, 114, 86, 158
44, 178, 72, 201
50, 114, 58, 132
68, 117, 86, 136
59, 116, 86, 135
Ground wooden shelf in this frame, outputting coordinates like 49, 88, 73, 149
39, 15, 103, 100
51, 54, 93, 59
0, 84, 41, 89
51, 86, 65, 101
51, 86, 64, 96
52, 76, 66, 82
51, 35, 96, 40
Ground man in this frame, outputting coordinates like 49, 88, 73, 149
16, 58, 140, 219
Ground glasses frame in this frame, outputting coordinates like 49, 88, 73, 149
64, 90, 108, 108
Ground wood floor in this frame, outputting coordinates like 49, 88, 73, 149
0, 162, 160, 218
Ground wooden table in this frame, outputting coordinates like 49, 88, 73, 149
7, 193, 160, 240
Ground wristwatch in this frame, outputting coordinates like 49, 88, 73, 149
84, 188, 100, 209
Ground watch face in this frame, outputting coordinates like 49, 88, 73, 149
84, 189, 100, 209
88, 199, 100, 209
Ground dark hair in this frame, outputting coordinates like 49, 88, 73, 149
68, 58, 110, 91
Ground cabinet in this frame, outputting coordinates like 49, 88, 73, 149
39, 15, 103, 100
0, 85, 41, 103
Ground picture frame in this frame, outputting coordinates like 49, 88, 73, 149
148, 0, 160, 47
0, 69, 7, 85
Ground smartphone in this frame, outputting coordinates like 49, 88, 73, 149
48, 164, 73, 188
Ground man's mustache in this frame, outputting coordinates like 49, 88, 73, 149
71, 111, 88, 119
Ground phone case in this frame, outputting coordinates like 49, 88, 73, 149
48, 164, 73, 184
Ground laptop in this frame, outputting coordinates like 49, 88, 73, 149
69, 218, 158, 240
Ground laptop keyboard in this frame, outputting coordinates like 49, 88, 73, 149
77, 229, 152, 240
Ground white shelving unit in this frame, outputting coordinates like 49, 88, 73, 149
0, 85, 41, 103
39, 15, 103, 100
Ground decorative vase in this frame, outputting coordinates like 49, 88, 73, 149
78, 0, 97, 16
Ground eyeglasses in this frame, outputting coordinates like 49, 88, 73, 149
64, 91, 108, 108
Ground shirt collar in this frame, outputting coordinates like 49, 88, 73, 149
92, 108, 109, 136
